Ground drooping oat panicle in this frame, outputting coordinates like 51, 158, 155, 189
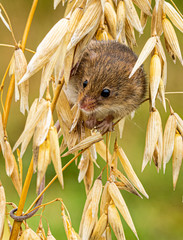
163, 114, 177, 172
116, 145, 149, 198
67, 1, 102, 51
37, 138, 51, 191
149, 53, 161, 107
62, 132, 103, 156
108, 202, 126, 240
0, 182, 6, 239
116, 0, 125, 40
164, 1, 183, 33
49, 126, 64, 188
162, 17, 183, 64
172, 132, 182, 190
124, 0, 143, 34
129, 36, 157, 78
108, 182, 138, 239
104, 1, 117, 39
100, 181, 111, 215
90, 213, 108, 240
142, 108, 163, 171
19, 17, 69, 84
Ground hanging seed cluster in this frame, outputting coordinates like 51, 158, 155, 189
0, 0, 183, 239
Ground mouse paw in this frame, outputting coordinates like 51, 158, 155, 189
85, 116, 97, 129
96, 116, 114, 134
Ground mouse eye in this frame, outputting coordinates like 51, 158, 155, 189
83, 80, 88, 88
101, 89, 110, 97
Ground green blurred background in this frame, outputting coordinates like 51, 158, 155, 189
0, 0, 183, 239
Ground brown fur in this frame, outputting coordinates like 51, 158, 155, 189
66, 40, 146, 122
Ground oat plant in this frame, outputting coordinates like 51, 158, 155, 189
0, 0, 183, 239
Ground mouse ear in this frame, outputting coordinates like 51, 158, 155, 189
70, 61, 80, 77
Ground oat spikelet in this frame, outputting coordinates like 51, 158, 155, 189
150, 53, 161, 107
4, 141, 15, 176
133, 0, 151, 16
19, 17, 69, 84
90, 213, 108, 240
172, 132, 182, 190
129, 36, 157, 78
162, 17, 183, 64
108, 182, 138, 239
104, 1, 117, 39
163, 114, 177, 172
0, 182, 6, 239
124, 0, 143, 34
164, 1, 183, 33
116, 0, 125, 40
108, 203, 126, 240
142, 108, 163, 171
19, 228, 40, 240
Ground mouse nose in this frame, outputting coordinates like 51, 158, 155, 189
79, 96, 96, 112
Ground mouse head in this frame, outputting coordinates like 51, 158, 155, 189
74, 41, 146, 118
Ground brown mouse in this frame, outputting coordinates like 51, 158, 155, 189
65, 40, 146, 133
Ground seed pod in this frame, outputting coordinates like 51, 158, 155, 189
172, 133, 182, 190
4, 141, 15, 176
108, 203, 125, 240
158, 79, 166, 111
163, 114, 177, 172
151, 0, 163, 36
84, 158, 94, 194
78, 151, 90, 183
149, 53, 161, 107
100, 181, 111, 215
162, 17, 183, 64
11, 157, 22, 196
91, 179, 103, 218
19, 228, 40, 240
125, 18, 136, 48
133, 0, 151, 16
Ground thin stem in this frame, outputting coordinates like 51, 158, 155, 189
0, 3, 17, 46
106, 132, 109, 179
165, 91, 183, 95
170, 0, 183, 19
0, 43, 35, 54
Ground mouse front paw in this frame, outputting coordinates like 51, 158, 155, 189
96, 116, 114, 134
85, 116, 97, 129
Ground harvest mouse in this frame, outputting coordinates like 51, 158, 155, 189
65, 40, 146, 133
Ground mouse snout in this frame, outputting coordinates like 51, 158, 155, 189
79, 95, 96, 112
